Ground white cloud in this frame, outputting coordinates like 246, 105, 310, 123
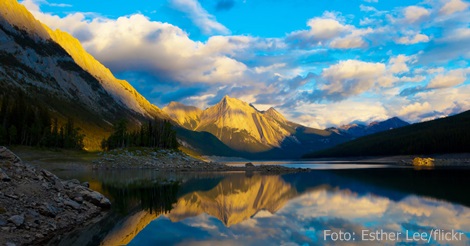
360, 5, 377, 12
396, 33, 430, 44
427, 69, 467, 89
403, 6, 430, 23
287, 11, 375, 49
439, 0, 469, 15
398, 75, 426, 83
305, 17, 349, 41
23, 2, 252, 85
398, 102, 432, 119
48, 3, 72, 7
289, 99, 389, 128
394, 84, 470, 122
330, 28, 373, 49
359, 17, 376, 26
170, 0, 229, 35
287, 11, 364, 48
441, 27, 470, 42
389, 54, 414, 74
320, 60, 387, 97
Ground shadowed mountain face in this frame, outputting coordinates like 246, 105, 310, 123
164, 96, 351, 157
0, 0, 168, 149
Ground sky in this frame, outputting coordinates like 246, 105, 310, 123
20, 0, 470, 128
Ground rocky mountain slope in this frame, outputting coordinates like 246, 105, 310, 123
0, 0, 167, 149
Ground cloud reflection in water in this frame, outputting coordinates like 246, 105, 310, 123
125, 173, 470, 246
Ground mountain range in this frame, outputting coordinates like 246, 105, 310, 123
163, 96, 355, 158
1, 0, 467, 159
328, 117, 410, 138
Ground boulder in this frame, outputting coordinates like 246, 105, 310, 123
64, 199, 81, 210
39, 203, 59, 218
0, 168, 11, 182
80, 190, 111, 209
81, 181, 90, 188
0, 146, 22, 164
245, 162, 254, 167
8, 214, 24, 227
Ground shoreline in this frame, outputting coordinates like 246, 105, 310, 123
0, 147, 111, 246
91, 148, 310, 174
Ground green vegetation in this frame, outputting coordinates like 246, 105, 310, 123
304, 110, 470, 158
101, 119, 178, 151
0, 92, 84, 149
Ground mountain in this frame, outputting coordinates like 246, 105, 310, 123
335, 117, 410, 138
0, 0, 259, 156
164, 96, 351, 158
304, 110, 470, 158
194, 96, 293, 152
0, 0, 168, 149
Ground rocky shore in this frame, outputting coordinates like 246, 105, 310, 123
400, 156, 470, 167
0, 147, 111, 246
92, 148, 308, 174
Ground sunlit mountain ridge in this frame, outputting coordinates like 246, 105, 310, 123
1, 0, 165, 119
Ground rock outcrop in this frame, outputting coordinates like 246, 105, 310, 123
0, 147, 110, 246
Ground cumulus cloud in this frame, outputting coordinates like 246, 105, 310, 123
359, 5, 378, 12
330, 28, 373, 49
170, 0, 229, 34
396, 33, 430, 44
389, 54, 414, 74
403, 6, 430, 23
286, 99, 389, 128
288, 16, 349, 45
427, 69, 467, 89
287, 12, 372, 49
306, 55, 418, 101
320, 60, 386, 97
439, 0, 469, 15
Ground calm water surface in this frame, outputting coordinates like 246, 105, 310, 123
49, 163, 470, 246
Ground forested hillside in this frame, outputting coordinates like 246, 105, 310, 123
304, 110, 470, 158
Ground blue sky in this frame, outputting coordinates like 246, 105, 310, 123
22, 0, 470, 128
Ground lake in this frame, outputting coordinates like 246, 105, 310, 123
48, 163, 470, 245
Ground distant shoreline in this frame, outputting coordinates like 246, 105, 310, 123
302, 153, 470, 167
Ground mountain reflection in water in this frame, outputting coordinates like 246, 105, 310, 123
53, 169, 470, 245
